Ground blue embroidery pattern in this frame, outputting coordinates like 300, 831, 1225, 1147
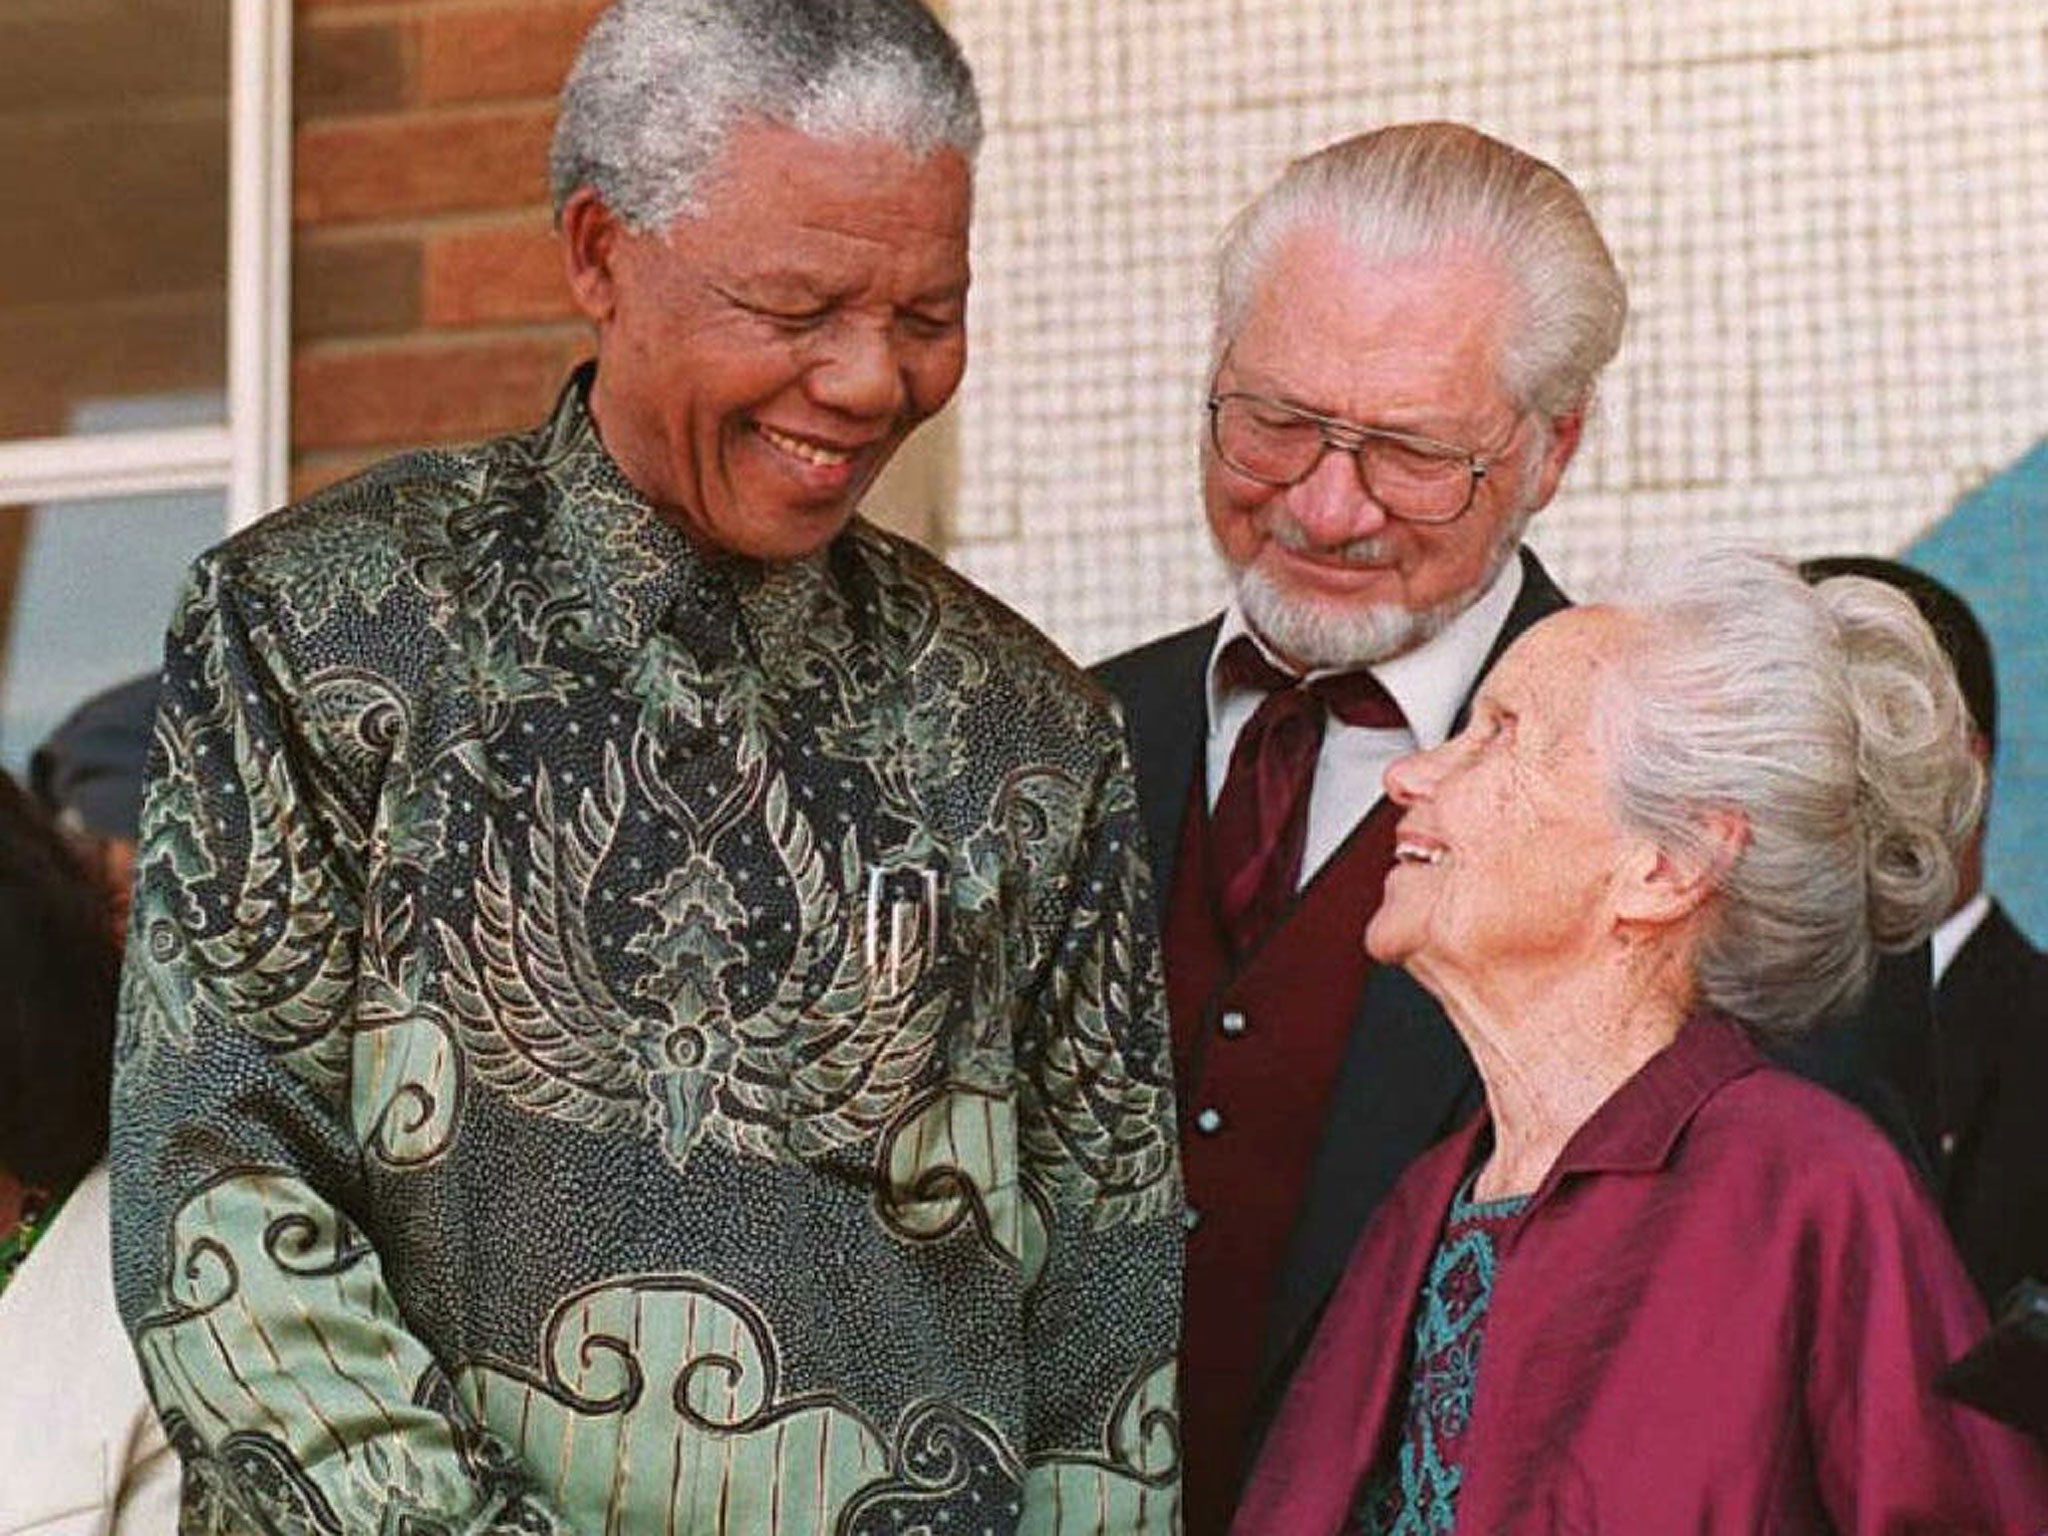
1353, 1175, 1526, 1535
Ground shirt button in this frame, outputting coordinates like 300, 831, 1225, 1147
1219, 1010, 1248, 1038
1183, 1205, 1202, 1232
1194, 1107, 1224, 1135
1939, 1130, 1959, 1159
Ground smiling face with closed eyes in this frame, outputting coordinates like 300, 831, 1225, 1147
562, 118, 972, 562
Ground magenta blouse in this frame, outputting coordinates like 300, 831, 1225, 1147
1233, 1016, 2048, 1534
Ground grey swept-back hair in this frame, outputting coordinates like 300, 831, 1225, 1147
1214, 122, 1626, 422
1597, 546, 1983, 1038
549, 0, 982, 231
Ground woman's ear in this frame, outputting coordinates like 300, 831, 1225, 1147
560, 188, 624, 324
1618, 809, 1748, 928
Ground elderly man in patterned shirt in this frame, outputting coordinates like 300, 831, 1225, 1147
109, 2, 1181, 1529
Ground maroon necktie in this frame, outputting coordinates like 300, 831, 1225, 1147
1207, 636, 1406, 954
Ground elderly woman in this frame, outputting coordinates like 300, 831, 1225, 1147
1232, 548, 2048, 1534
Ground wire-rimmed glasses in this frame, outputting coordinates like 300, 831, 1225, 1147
1206, 391, 1503, 524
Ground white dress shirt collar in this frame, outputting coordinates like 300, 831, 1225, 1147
1930, 890, 1993, 987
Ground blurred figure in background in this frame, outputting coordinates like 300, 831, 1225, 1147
1803, 554, 2047, 1307
29, 672, 159, 944
0, 770, 176, 1531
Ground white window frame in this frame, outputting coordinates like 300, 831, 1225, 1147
0, 0, 290, 528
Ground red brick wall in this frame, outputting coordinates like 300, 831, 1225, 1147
290, 0, 607, 501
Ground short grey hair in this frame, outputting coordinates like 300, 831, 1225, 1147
1598, 547, 1983, 1037
1214, 122, 1626, 421
549, 0, 982, 231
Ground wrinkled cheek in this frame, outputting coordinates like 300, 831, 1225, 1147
710, 419, 754, 497
1210, 506, 1275, 574
911, 345, 968, 416
1202, 467, 1267, 559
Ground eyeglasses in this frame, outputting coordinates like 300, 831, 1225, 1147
1206, 391, 1505, 524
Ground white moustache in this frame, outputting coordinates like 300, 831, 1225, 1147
1266, 515, 1396, 566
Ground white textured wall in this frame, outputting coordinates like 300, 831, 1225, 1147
945, 0, 2048, 664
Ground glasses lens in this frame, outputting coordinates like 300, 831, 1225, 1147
1213, 398, 1323, 485
1362, 439, 1472, 522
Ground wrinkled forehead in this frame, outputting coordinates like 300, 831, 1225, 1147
683, 119, 974, 235
1488, 607, 1647, 739
1224, 227, 1517, 410
628, 132, 974, 308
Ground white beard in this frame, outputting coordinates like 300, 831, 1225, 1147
1236, 560, 1447, 666
1230, 505, 1533, 669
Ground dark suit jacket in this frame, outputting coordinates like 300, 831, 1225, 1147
1093, 548, 1569, 1407
1937, 899, 2048, 1305
1094, 546, 1937, 1436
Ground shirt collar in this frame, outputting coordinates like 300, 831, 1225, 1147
1930, 890, 1993, 985
1535, 1013, 1765, 1187
1205, 551, 1526, 749
539, 364, 832, 669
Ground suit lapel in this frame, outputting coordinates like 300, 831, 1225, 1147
1935, 902, 2030, 1174
1095, 619, 1217, 907
1454, 547, 1570, 733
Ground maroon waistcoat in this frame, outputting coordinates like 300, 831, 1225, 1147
1165, 768, 1401, 1536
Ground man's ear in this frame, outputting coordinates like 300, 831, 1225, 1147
1524, 408, 1586, 514
1617, 809, 1748, 929
560, 188, 625, 324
